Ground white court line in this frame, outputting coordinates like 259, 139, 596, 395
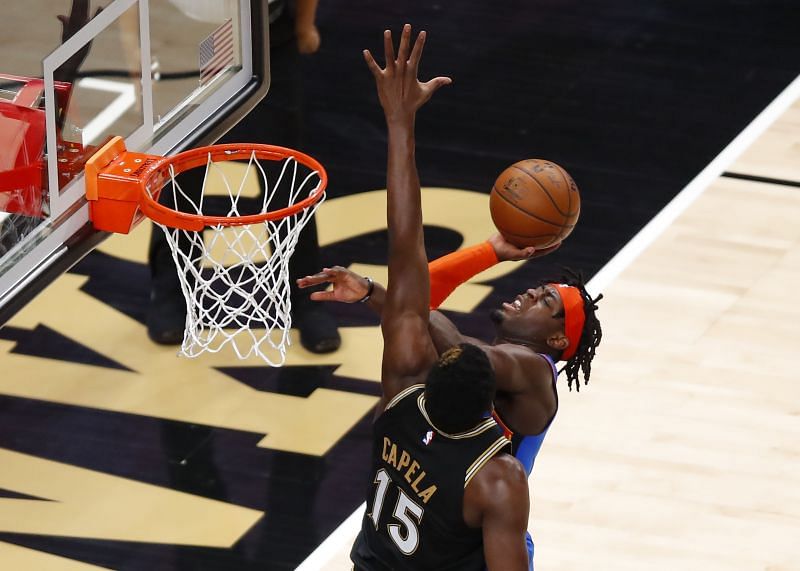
77, 77, 137, 147
294, 71, 800, 571
295, 504, 365, 571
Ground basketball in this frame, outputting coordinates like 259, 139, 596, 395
489, 159, 580, 248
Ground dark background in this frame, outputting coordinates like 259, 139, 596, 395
304, 0, 800, 323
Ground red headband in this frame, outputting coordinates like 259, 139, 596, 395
550, 283, 585, 361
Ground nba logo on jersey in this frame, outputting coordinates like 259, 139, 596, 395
422, 430, 434, 445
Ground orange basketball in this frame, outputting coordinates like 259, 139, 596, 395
489, 159, 580, 248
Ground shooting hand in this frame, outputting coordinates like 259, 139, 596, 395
488, 232, 562, 261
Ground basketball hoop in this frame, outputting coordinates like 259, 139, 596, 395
85, 137, 327, 364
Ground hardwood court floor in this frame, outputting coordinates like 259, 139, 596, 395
529, 99, 800, 570
1, 1, 800, 569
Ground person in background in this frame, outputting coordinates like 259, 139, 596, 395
148, 0, 341, 354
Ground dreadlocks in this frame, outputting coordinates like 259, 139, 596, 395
546, 268, 603, 391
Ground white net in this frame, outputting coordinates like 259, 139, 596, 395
152, 150, 324, 364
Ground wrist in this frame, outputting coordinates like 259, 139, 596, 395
357, 277, 375, 303
479, 240, 500, 264
385, 115, 415, 131
486, 235, 505, 260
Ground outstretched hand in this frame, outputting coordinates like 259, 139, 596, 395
487, 232, 562, 262
363, 24, 452, 124
296, 266, 371, 303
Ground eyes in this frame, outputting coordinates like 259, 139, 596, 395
541, 286, 557, 309
526, 286, 558, 310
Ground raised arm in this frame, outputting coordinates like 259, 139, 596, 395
363, 25, 451, 411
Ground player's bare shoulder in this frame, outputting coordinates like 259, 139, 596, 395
481, 453, 529, 494
463, 452, 528, 526
486, 341, 556, 393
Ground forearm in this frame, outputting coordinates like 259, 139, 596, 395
384, 119, 429, 317
429, 241, 498, 309
386, 121, 422, 256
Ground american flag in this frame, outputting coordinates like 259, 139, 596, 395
199, 18, 234, 85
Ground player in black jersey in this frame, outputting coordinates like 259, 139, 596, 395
346, 25, 530, 570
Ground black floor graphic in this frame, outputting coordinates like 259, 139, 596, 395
722, 172, 800, 188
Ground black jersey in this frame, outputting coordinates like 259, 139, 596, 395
351, 385, 511, 571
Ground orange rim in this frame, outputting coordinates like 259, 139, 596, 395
137, 143, 327, 231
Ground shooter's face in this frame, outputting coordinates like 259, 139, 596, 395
491, 285, 565, 345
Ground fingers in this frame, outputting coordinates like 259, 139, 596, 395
296, 268, 335, 288
309, 291, 338, 302
396, 23, 412, 72
383, 29, 395, 71
369, 24, 450, 112
363, 49, 382, 78
56, 14, 68, 34
372, 25, 436, 76
532, 241, 562, 257
407, 29, 426, 76
425, 76, 453, 93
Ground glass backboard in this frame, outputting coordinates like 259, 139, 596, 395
0, 0, 269, 323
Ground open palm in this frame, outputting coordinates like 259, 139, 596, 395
363, 24, 452, 123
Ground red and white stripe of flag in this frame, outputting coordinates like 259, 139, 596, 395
199, 18, 234, 86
